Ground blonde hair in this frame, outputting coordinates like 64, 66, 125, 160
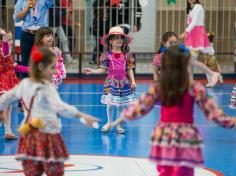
29, 47, 56, 83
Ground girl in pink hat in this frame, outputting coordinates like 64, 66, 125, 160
179, 0, 219, 87
84, 26, 136, 134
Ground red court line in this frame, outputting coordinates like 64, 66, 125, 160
205, 168, 224, 176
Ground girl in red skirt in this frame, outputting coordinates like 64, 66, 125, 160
0, 28, 28, 139
0, 47, 98, 176
112, 45, 236, 176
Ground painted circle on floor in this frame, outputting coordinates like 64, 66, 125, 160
0, 155, 223, 176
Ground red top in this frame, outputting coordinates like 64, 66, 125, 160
161, 92, 194, 123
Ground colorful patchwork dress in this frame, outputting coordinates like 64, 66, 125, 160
100, 51, 135, 106
121, 81, 236, 168
52, 47, 66, 88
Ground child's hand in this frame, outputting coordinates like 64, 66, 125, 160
130, 82, 136, 91
110, 117, 124, 128
179, 32, 187, 40
0, 28, 6, 35
79, 113, 100, 128
28, 0, 36, 8
84, 68, 93, 75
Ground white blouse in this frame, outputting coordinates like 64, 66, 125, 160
186, 4, 205, 33
0, 78, 79, 134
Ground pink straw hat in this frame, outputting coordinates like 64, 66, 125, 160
100, 26, 132, 47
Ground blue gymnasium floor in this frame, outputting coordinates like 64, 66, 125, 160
0, 82, 236, 176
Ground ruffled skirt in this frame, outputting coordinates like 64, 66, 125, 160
16, 130, 69, 163
184, 26, 211, 54
149, 122, 204, 167
101, 78, 135, 105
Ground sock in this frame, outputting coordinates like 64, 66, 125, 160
106, 104, 115, 124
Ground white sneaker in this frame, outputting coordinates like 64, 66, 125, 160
116, 125, 125, 134
101, 123, 111, 132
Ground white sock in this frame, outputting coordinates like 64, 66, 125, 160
116, 105, 124, 129
106, 104, 115, 124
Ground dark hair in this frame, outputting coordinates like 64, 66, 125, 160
35, 27, 54, 47
186, 0, 201, 14
207, 32, 215, 43
107, 34, 130, 53
29, 47, 56, 83
158, 31, 178, 54
159, 45, 190, 106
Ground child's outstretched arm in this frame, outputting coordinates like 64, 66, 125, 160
84, 67, 107, 75
112, 85, 159, 127
14, 64, 29, 73
191, 82, 236, 128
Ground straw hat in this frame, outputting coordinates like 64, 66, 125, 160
100, 26, 132, 47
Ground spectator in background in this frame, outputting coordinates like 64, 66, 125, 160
13, 0, 54, 77
61, 0, 75, 56
49, 0, 73, 63
90, 0, 142, 64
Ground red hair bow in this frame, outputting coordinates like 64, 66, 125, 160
31, 50, 43, 63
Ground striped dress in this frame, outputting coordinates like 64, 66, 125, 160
121, 81, 236, 167
230, 85, 236, 109
99, 51, 135, 106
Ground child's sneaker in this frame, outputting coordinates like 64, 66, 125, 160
101, 123, 111, 132
116, 125, 125, 134
5, 133, 18, 140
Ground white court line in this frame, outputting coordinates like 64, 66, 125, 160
59, 92, 232, 95
12, 104, 232, 108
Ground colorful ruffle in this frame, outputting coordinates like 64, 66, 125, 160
185, 26, 211, 54
149, 122, 204, 167
101, 78, 135, 105
16, 130, 69, 163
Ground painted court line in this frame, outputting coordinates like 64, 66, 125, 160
0, 155, 223, 176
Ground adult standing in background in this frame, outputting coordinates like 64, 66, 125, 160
13, 0, 54, 77
61, 0, 74, 58
90, 0, 142, 64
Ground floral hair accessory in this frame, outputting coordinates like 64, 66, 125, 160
31, 50, 44, 63
160, 46, 167, 53
178, 44, 189, 53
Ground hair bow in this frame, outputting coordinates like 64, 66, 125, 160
160, 46, 167, 53
178, 44, 189, 53
31, 50, 43, 63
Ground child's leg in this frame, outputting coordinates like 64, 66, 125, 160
157, 165, 174, 176
174, 166, 194, 176
190, 51, 219, 86
101, 104, 115, 132
116, 105, 125, 134
22, 160, 44, 176
43, 162, 64, 176
4, 105, 17, 140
